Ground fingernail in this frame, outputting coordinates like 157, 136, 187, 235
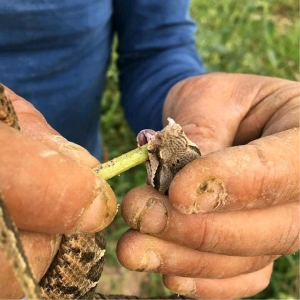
137, 249, 161, 271
170, 277, 196, 295
138, 198, 168, 234
196, 177, 228, 212
76, 189, 115, 233
177, 177, 229, 213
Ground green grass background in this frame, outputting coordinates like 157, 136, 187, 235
100, 0, 299, 298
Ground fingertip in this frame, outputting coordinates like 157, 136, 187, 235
116, 230, 141, 271
163, 275, 196, 297
121, 186, 168, 234
117, 230, 162, 272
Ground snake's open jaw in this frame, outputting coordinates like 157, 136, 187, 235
136, 118, 177, 188
137, 129, 157, 186
137, 129, 156, 146
136, 118, 176, 147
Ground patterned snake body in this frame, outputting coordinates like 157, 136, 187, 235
0, 84, 197, 299
40, 233, 106, 299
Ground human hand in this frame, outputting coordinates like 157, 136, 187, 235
0, 86, 117, 298
117, 73, 299, 299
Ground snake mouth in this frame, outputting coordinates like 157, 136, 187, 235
136, 118, 175, 147
137, 118, 176, 146
137, 129, 156, 146
137, 129, 156, 186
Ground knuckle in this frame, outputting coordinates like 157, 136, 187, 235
277, 205, 299, 254
246, 256, 277, 274
283, 230, 299, 254
196, 215, 231, 253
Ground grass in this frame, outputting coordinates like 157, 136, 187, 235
100, 0, 299, 298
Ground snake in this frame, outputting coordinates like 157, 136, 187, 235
0, 83, 200, 299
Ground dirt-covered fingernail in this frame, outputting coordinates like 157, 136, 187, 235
75, 180, 117, 233
137, 249, 161, 271
164, 276, 196, 296
137, 198, 168, 234
195, 177, 228, 212
173, 176, 228, 214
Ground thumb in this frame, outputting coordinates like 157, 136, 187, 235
169, 128, 299, 213
1, 85, 117, 234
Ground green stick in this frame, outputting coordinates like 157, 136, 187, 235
93, 144, 148, 180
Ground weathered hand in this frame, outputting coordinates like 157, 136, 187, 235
118, 73, 299, 299
0, 86, 117, 298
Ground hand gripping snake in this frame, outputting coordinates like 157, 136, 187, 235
0, 83, 200, 299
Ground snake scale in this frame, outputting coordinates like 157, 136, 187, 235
0, 83, 199, 299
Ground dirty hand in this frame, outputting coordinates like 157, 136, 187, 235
0, 86, 117, 298
118, 73, 299, 299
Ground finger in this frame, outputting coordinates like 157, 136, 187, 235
122, 186, 299, 255
0, 122, 117, 234
169, 129, 299, 212
163, 263, 273, 299
117, 230, 277, 278
5, 85, 100, 168
0, 231, 59, 299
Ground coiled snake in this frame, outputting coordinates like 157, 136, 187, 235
0, 84, 200, 299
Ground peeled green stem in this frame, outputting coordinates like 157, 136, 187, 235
93, 144, 148, 180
